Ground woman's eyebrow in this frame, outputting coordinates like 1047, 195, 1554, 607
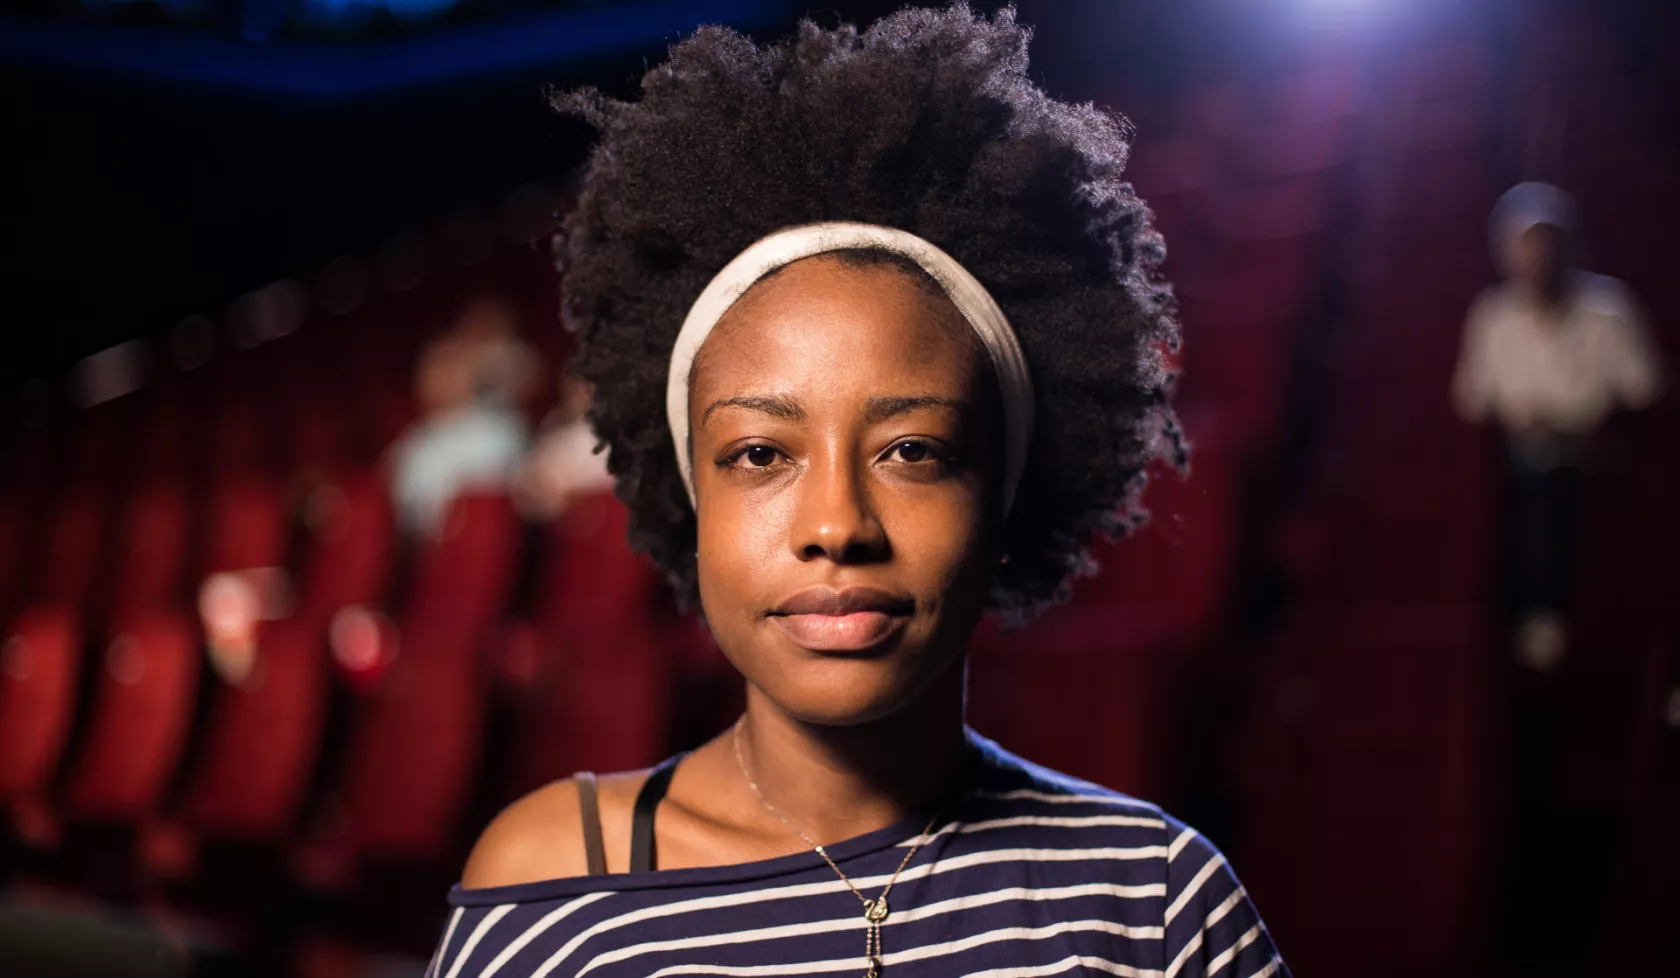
863, 394, 970, 424
700, 394, 806, 427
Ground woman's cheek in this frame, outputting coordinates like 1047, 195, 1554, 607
900, 488, 988, 564
699, 492, 786, 598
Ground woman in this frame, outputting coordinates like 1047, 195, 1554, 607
432, 7, 1287, 977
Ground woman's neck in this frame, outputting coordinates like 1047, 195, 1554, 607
732, 661, 970, 845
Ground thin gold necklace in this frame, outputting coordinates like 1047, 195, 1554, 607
731, 716, 945, 978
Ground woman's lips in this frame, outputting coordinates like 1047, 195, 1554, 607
767, 586, 914, 652
770, 610, 908, 652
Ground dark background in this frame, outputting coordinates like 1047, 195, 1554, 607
6, 0, 1676, 384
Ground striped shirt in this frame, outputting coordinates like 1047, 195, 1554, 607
430, 735, 1288, 978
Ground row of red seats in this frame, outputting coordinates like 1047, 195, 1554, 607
0, 472, 683, 881
0, 215, 653, 867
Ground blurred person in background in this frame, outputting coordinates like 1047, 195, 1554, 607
1453, 182, 1665, 672
514, 373, 612, 521
432, 8, 1288, 978
389, 295, 538, 538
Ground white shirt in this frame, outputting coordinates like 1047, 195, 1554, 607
389, 404, 528, 536
1452, 273, 1663, 433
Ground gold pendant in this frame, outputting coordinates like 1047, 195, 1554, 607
862, 898, 889, 975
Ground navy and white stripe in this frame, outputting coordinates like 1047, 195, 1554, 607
432, 735, 1288, 978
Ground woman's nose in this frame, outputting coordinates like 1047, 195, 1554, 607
790, 452, 888, 564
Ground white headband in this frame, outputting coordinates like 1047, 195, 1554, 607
666, 221, 1035, 514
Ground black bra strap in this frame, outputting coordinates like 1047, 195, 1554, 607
574, 772, 607, 875
629, 753, 686, 873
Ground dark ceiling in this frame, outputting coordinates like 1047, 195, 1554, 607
3, 0, 1672, 393
2, 0, 1182, 391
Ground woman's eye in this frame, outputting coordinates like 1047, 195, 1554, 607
738, 445, 779, 468
889, 440, 937, 464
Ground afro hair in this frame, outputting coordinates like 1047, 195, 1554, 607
553, 3, 1181, 623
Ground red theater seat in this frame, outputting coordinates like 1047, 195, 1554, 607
291, 398, 355, 471
295, 469, 395, 618
367, 388, 420, 457
506, 493, 672, 790
0, 608, 83, 803
294, 496, 518, 868
208, 404, 275, 479
62, 612, 202, 822
37, 488, 107, 612
176, 618, 329, 841
107, 481, 193, 619
158, 475, 393, 855
405, 493, 520, 639
171, 472, 393, 845
511, 620, 669, 793
535, 493, 659, 636
332, 632, 485, 862
205, 478, 289, 574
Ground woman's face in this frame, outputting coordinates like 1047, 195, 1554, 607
689, 254, 1000, 726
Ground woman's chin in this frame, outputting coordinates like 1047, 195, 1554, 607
757, 662, 925, 727
754, 650, 962, 727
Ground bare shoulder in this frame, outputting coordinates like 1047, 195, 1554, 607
460, 779, 588, 889
460, 772, 650, 889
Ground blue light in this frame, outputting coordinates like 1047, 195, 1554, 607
299, 0, 377, 31
0, 0, 789, 97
